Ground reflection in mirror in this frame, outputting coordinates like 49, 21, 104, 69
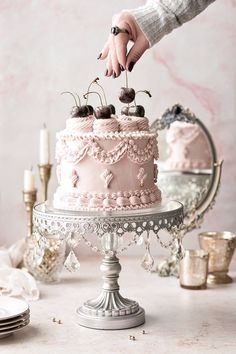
158, 121, 213, 214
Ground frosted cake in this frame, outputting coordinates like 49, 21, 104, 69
165, 121, 212, 171
53, 115, 161, 211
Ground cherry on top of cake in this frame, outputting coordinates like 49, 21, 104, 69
84, 77, 116, 119
119, 70, 152, 118
120, 90, 152, 118
61, 75, 154, 135
61, 91, 94, 118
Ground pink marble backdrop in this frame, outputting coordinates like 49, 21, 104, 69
0, 0, 235, 254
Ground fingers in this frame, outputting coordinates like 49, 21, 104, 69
105, 52, 113, 77
106, 37, 121, 78
111, 47, 121, 78
126, 37, 149, 71
99, 11, 149, 77
114, 33, 129, 70
99, 39, 110, 60
99, 35, 128, 75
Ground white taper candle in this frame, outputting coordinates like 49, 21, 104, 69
39, 124, 50, 164
24, 169, 35, 191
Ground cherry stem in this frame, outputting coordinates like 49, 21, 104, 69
125, 70, 128, 89
134, 90, 152, 107
61, 91, 79, 107
75, 93, 82, 107
95, 81, 107, 106
136, 90, 152, 98
86, 77, 99, 104
83, 91, 103, 106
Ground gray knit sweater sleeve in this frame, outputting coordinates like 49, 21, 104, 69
128, 0, 215, 47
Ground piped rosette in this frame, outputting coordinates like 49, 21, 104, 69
118, 116, 138, 132
93, 117, 119, 133
132, 116, 149, 131
66, 116, 94, 133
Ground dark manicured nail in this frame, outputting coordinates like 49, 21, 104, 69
128, 61, 135, 72
113, 72, 117, 78
105, 69, 108, 76
97, 53, 102, 60
120, 65, 125, 71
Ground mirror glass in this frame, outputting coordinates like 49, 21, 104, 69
157, 120, 213, 214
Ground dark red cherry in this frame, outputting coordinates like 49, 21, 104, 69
127, 105, 145, 117
119, 87, 135, 104
71, 106, 80, 117
108, 104, 116, 115
87, 105, 94, 115
95, 106, 111, 119
71, 105, 92, 118
121, 106, 129, 116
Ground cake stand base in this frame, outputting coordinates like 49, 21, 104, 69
77, 307, 145, 330
76, 255, 145, 330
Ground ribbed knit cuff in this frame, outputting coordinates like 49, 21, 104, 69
128, 1, 180, 47
129, 0, 216, 48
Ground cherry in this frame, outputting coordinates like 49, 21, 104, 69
87, 105, 94, 115
95, 106, 111, 119
61, 92, 92, 118
119, 87, 135, 104
119, 70, 135, 104
85, 78, 115, 117
121, 90, 151, 117
127, 105, 145, 117
121, 106, 129, 116
108, 104, 116, 115
83, 91, 111, 119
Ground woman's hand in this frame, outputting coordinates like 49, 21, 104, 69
98, 11, 149, 78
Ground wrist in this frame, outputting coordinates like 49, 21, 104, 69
127, 3, 159, 47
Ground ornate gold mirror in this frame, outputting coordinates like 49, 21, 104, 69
151, 104, 223, 276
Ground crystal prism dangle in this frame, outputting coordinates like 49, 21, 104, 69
64, 249, 80, 272
174, 238, 185, 261
141, 241, 154, 271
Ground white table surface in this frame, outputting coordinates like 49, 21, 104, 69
1, 255, 236, 354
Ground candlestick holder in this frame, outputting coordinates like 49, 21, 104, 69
23, 189, 39, 272
38, 164, 52, 202
23, 190, 37, 238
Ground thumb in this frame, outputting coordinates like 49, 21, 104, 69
126, 37, 149, 71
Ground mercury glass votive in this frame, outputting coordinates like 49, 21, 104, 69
199, 231, 236, 284
179, 249, 209, 290
24, 230, 66, 283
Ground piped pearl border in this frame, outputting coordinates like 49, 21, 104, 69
53, 187, 161, 211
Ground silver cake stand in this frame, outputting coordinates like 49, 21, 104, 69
33, 200, 183, 330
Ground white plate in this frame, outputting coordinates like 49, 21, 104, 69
0, 319, 30, 338
0, 297, 29, 320
0, 309, 30, 325
0, 315, 30, 330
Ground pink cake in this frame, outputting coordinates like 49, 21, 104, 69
165, 122, 212, 171
53, 115, 161, 211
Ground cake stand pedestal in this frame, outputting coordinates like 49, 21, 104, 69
33, 200, 183, 330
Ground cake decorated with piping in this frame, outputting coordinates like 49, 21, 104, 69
53, 81, 161, 211
165, 121, 212, 171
